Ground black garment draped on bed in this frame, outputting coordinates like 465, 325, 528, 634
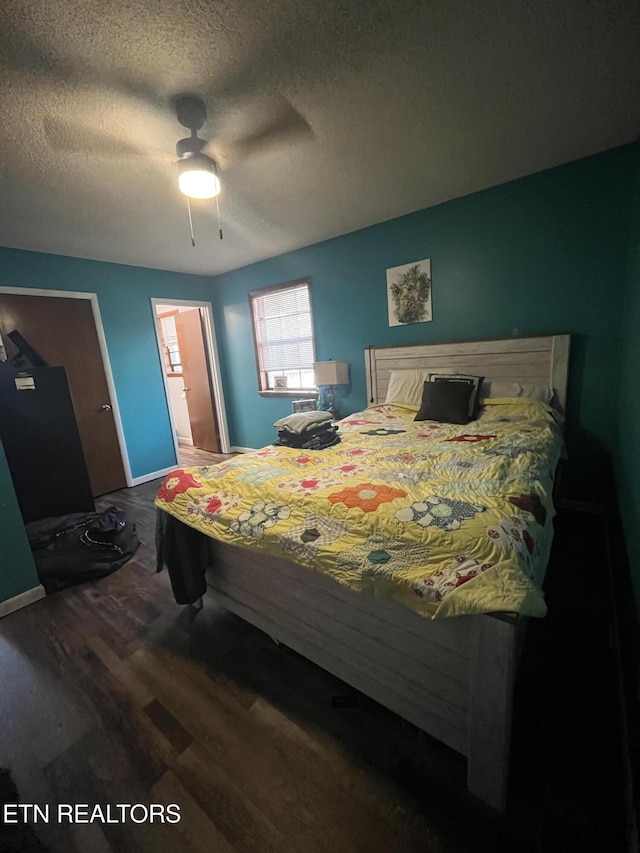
155, 508, 210, 605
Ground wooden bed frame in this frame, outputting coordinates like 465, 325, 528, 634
201, 333, 570, 811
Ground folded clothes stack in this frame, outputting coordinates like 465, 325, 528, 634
273, 410, 340, 450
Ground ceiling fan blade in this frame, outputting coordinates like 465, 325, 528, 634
0, 15, 168, 112
0, 18, 67, 80
201, 98, 312, 166
44, 116, 137, 156
43, 115, 175, 163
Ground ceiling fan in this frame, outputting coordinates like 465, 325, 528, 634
1, 18, 314, 246
41, 91, 312, 246
174, 95, 221, 201
172, 94, 223, 246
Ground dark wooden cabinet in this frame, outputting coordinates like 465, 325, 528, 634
0, 365, 95, 523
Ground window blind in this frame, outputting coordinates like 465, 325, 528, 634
252, 284, 314, 376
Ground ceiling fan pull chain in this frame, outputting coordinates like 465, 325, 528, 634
186, 196, 196, 247
216, 195, 223, 240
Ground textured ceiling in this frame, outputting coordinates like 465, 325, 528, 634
1, 0, 639, 276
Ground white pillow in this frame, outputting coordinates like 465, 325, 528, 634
384, 369, 429, 409
482, 381, 554, 403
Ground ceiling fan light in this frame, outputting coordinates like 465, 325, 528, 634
178, 154, 220, 199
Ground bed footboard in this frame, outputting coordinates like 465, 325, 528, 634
467, 614, 524, 810
201, 538, 522, 811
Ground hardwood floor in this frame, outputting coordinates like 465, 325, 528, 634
0, 477, 627, 852
178, 446, 234, 468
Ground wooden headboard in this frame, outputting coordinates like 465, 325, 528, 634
364, 333, 570, 413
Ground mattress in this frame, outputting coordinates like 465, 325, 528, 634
155, 399, 564, 619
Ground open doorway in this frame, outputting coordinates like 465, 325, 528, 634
152, 299, 229, 467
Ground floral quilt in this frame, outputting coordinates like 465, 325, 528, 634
155, 399, 564, 619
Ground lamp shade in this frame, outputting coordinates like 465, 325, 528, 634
313, 360, 349, 386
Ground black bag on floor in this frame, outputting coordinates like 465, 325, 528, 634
26, 506, 140, 594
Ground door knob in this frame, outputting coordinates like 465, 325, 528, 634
101, 404, 112, 412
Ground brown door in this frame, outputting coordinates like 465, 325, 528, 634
175, 309, 220, 452
0, 293, 127, 496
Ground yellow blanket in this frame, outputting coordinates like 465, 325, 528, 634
156, 399, 564, 619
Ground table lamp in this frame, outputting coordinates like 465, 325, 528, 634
313, 360, 349, 418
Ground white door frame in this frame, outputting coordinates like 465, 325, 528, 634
151, 298, 230, 458
0, 286, 133, 486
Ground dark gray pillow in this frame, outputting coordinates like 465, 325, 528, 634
429, 373, 484, 419
414, 380, 472, 424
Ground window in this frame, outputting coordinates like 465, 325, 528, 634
158, 312, 183, 375
250, 279, 316, 394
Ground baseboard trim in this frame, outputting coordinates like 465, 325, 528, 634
230, 446, 257, 454
130, 466, 177, 486
177, 437, 194, 447
0, 585, 46, 619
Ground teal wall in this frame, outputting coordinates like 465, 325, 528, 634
212, 145, 637, 497
2, 144, 638, 606
0, 246, 212, 479
0, 246, 214, 605
0, 443, 39, 601
615, 149, 640, 593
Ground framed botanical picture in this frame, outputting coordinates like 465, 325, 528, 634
387, 258, 432, 327
273, 375, 288, 390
